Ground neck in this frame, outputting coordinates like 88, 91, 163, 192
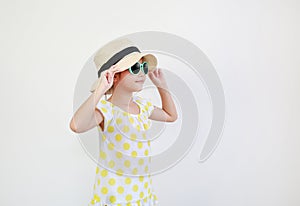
107, 87, 135, 106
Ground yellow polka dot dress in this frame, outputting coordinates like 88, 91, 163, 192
89, 95, 159, 206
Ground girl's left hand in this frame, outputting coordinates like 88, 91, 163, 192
148, 68, 167, 88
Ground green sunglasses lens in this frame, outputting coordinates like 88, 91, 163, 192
129, 61, 149, 75
130, 62, 140, 74
142, 62, 148, 74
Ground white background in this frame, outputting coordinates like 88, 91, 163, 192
0, 0, 299, 205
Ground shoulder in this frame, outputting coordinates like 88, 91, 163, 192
134, 95, 154, 116
95, 98, 114, 132
96, 99, 113, 119
134, 95, 152, 106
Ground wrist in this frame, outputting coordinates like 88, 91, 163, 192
156, 82, 168, 89
157, 84, 169, 94
93, 87, 107, 98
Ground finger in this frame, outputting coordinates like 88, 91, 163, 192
113, 68, 118, 73
153, 69, 156, 76
107, 74, 110, 84
109, 71, 113, 82
108, 65, 116, 72
100, 70, 106, 77
107, 69, 113, 74
104, 72, 108, 83
110, 67, 118, 73
111, 70, 117, 76
113, 65, 119, 70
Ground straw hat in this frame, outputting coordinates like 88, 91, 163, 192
90, 38, 158, 93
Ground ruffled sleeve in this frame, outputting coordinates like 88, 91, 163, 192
144, 98, 155, 117
135, 96, 155, 118
96, 99, 113, 132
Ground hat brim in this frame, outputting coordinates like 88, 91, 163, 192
90, 52, 158, 93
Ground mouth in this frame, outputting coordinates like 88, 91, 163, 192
135, 80, 145, 83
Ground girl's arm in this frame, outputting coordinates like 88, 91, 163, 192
69, 89, 105, 133
69, 66, 116, 133
148, 68, 178, 122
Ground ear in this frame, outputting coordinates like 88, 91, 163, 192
113, 73, 120, 83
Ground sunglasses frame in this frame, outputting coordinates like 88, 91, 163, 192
128, 61, 149, 75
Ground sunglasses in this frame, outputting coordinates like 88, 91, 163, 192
128, 61, 149, 75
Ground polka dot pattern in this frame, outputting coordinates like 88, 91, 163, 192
89, 95, 158, 206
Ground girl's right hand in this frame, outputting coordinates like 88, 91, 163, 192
96, 65, 118, 93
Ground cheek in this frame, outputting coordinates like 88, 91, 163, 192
120, 70, 130, 81
118, 71, 134, 84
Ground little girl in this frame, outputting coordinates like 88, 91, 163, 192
70, 38, 178, 206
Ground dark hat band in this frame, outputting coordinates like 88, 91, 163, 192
97, 46, 140, 78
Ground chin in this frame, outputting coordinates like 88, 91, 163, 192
134, 86, 143, 92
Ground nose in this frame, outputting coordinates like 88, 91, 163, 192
138, 70, 145, 77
